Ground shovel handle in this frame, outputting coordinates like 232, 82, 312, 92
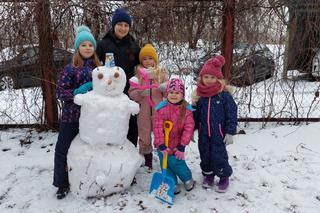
163, 120, 173, 170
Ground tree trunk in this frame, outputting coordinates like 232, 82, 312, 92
36, 0, 58, 130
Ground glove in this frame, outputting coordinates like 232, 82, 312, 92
73, 82, 93, 96
140, 89, 150, 96
223, 134, 234, 145
175, 150, 185, 160
191, 90, 200, 106
175, 144, 185, 160
158, 82, 167, 92
158, 144, 169, 155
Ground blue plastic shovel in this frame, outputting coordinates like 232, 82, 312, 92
149, 120, 175, 205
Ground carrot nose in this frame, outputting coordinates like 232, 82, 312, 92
107, 79, 112, 85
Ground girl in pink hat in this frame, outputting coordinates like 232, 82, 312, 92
193, 55, 238, 192
153, 78, 195, 194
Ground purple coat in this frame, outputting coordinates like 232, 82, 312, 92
56, 59, 96, 123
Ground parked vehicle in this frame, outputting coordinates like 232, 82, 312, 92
0, 46, 72, 90
231, 43, 275, 86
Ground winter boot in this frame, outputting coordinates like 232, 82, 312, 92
202, 175, 214, 189
184, 179, 195, 191
144, 153, 153, 170
174, 185, 181, 195
215, 177, 229, 193
56, 186, 70, 199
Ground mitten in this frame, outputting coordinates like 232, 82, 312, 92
158, 82, 167, 92
175, 151, 185, 160
191, 90, 200, 106
140, 89, 150, 96
158, 144, 168, 155
223, 134, 234, 145
73, 82, 93, 96
175, 144, 185, 160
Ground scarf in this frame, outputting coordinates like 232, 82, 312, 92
196, 81, 223, 97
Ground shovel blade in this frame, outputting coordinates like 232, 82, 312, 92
149, 171, 175, 205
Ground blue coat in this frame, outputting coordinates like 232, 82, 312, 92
194, 91, 237, 177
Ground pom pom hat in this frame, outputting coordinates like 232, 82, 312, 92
166, 78, 185, 97
74, 26, 97, 50
200, 55, 225, 79
112, 8, 132, 28
139, 44, 158, 64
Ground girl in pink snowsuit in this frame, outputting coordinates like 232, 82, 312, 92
153, 78, 195, 194
128, 44, 168, 170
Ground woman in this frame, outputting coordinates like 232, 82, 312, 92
96, 8, 140, 146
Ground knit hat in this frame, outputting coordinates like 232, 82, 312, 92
199, 55, 225, 79
112, 8, 132, 28
74, 26, 96, 50
139, 44, 158, 64
166, 78, 185, 97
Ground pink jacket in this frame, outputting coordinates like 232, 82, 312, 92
153, 101, 195, 152
128, 65, 168, 154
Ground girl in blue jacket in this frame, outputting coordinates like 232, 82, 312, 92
53, 26, 100, 199
193, 55, 237, 193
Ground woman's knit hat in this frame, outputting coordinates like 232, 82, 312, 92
112, 8, 132, 28
166, 78, 185, 97
199, 55, 225, 79
74, 26, 96, 50
139, 44, 158, 64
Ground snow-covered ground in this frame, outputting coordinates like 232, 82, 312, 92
1, 122, 319, 213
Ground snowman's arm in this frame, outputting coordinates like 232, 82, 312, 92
129, 100, 140, 115
74, 94, 86, 106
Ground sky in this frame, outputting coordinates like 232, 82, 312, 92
0, 122, 319, 212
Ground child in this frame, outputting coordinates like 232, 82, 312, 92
193, 55, 237, 193
128, 44, 168, 170
153, 78, 195, 194
53, 26, 100, 199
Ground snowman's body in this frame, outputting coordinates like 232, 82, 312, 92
68, 66, 142, 198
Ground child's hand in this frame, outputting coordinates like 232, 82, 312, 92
158, 144, 169, 155
223, 134, 234, 145
175, 150, 185, 160
191, 90, 200, 105
73, 82, 93, 96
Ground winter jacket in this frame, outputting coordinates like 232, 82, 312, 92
96, 30, 140, 94
193, 91, 237, 177
128, 66, 168, 154
153, 101, 195, 153
56, 59, 96, 123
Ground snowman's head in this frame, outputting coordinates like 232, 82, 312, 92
92, 66, 126, 96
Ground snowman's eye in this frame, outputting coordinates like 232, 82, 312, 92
114, 72, 119, 78
98, 73, 103, 79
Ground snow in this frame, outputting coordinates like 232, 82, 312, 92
1, 122, 319, 212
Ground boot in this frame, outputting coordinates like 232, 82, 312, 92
144, 153, 153, 170
56, 186, 70, 199
184, 179, 195, 191
215, 177, 229, 193
202, 175, 214, 189
174, 185, 181, 195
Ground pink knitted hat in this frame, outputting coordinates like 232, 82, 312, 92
199, 55, 225, 79
166, 78, 185, 97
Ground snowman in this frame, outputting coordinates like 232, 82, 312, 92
67, 66, 142, 198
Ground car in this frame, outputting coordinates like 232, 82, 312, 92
231, 43, 275, 86
0, 46, 72, 90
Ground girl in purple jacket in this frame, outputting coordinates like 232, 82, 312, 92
153, 78, 195, 194
53, 26, 100, 199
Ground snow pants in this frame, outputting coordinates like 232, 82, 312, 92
157, 150, 192, 185
53, 122, 79, 188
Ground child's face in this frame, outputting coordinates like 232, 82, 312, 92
78, 41, 94, 59
202, 74, 217, 86
142, 56, 155, 68
114, 22, 130, 39
167, 91, 183, 104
